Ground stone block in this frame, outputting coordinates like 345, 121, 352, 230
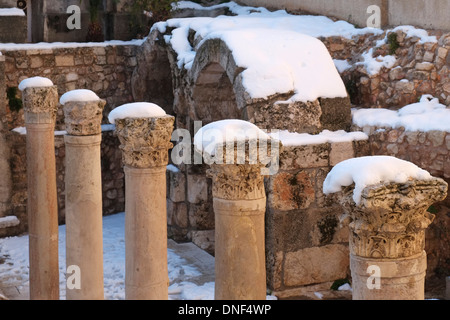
284, 244, 349, 287
187, 174, 209, 204
168, 170, 186, 203
191, 230, 215, 255
188, 203, 214, 230
415, 62, 434, 71
329, 141, 354, 166
286, 144, 330, 169
268, 170, 315, 211
55, 55, 75, 67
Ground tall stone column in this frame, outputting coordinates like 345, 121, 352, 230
22, 83, 59, 300
198, 124, 278, 300
338, 178, 448, 300
62, 94, 106, 300
209, 161, 267, 300
114, 114, 174, 300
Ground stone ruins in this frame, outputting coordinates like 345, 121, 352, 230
0, 1, 449, 300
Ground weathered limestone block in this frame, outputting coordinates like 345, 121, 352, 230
283, 244, 349, 287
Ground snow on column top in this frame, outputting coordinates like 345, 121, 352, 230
323, 156, 433, 205
59, 89, 101, 105
18, 77, 54, 91
108, 102, 167, 123
0, 8, 25, 16
193, 119, 270, 155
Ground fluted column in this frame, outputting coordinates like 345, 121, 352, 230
62, 93, 106, 300
21, 82, 59, 300
338, 178, 448, 300
114, 111, 174, 300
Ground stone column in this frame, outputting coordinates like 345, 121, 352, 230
205, 139, 276, 300
63, 96, 106, 300
338, 178, 448, 300
114, 115, 174, 300
22, 85, 59, 300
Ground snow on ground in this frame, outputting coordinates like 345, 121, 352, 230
155, 1, 382, 103
0, 212, 215, 300
323, 155, 433, 205
352, 95, 450, 132
270, 129, 368, 147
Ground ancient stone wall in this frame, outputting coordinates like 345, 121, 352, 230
324, 30, 450, 108
1, 44, 138, 131
0, 44, 137, 237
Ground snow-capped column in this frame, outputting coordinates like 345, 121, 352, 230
20, 77, 59, 300
194, 120, 279, 300
61, 90, 106, 300
324, 156, 448, 300
111, 103, 174, 300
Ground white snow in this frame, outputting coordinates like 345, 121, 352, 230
0, 212, 217, 300
352, 95, 450, 132
0, 216, 20, 228
391, 26, 438, 44
270, 129, 368, 147
12, 127, 67, 136
0, 39, 145, 51
0, 8, 25, 16
18, 77, 54, 91
108, 102, 167, 124
338, 283, 352, 291
334, 59, 352, 73
167, 164, 180, 173
323, 156, 432, 205
155, 1, 382, 102
356, 48, 396, 76
59, 89, 101, 105
193, 119, 270, 155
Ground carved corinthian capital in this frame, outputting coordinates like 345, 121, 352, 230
339, 178, 448, 259
63, 100, 106, 136
115, 116, 175, 168
22, 86, 59, 124
208, 163, 266, 201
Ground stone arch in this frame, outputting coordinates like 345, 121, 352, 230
131, 34, 175, 115
189, 38, 247, 125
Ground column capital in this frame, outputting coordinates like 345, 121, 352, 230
63, 100, 106, 136
22, 86, 59, 124
208, 162, 266, 201
115, 116, 175, 168
338, 178, 448, 259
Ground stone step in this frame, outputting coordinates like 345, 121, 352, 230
0, 216, 20, 229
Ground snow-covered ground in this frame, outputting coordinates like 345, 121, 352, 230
0, 212, 216, 300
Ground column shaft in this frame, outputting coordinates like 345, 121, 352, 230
214, 197, 267, 300
125, 166, 168, 300
65, 134, 104, 300
26, 123, 59, 300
